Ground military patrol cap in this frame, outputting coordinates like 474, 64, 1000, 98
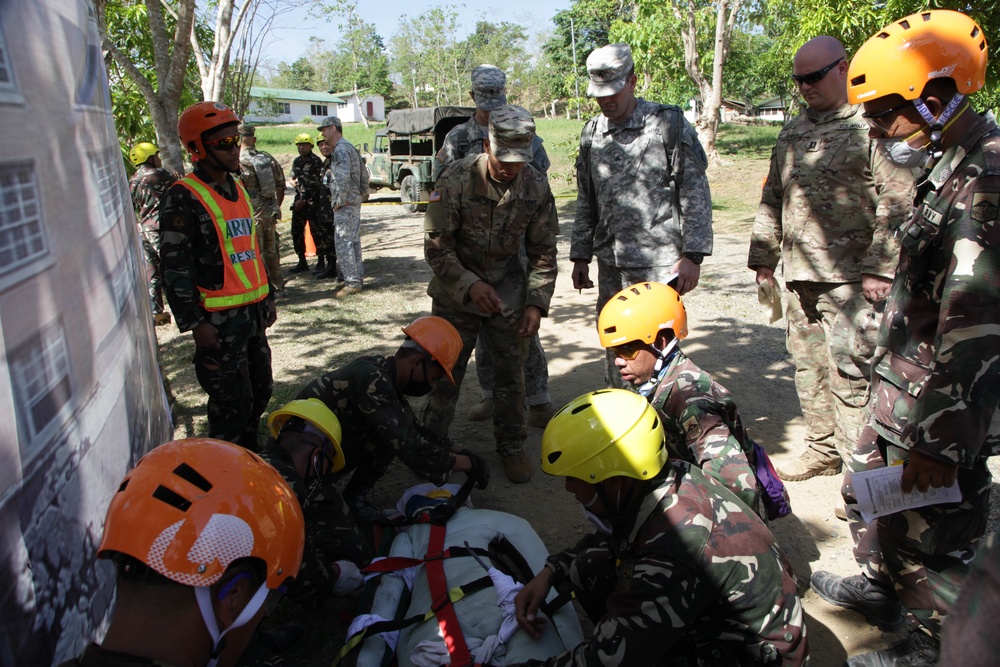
238, 123, 256, 137
488, 105, 535, 163
471, 64, 507, 111
317, 116, 342, 130
586, 43, 634, 96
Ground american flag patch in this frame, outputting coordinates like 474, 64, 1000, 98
428, 190, 441, 202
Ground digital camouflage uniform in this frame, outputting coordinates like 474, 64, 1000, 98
748, 103, 914, 464
330, 138, 364, 288
294, 356, 458, 498
436, 115, 552, 406
239, 146, 286, 290
841, 113, 1000, 641
259, 443, 373, 603
513, 462, 808, 666
159, 164, 274, 449
571, 99, 713, 386
645, 349, 762, 515
290, 151, 332, 260
422, 153, 559, 457
128, 163, 176, 315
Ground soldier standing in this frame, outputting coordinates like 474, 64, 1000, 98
128, 141, 175, 326
570, 43, 713, 388
314, 132, 340, 281
288, 133, 328, 275
511, 390, 809, 666
435, 64, 556, 429
318, 116, 365, 297
237, 123, 287, 291
748, 36, 914, 486
160, 101, 276, 450
422, 105, 559, 483
809, 11, 1000, 665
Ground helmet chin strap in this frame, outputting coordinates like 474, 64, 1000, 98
912, 94, 965, 159
637, 338, 680, 397
195, 583, 270, 667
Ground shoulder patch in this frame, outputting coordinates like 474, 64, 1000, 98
971, 192, 1000, 223
428, 190, 441, 203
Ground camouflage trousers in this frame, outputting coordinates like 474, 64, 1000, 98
307, 476, 374, 567
192, 320, 273, 450
596, 261, 678, 388
138, 225, 163, 314
421, 301, 529, 456
474, 333, 549, 404
785, 282, 876, 463
291, 199, 335, 257
254, 212, 284, 290
334, 204, 363, 288
842, 424, 992, 639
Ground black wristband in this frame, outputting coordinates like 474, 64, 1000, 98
683, 252, 705, 265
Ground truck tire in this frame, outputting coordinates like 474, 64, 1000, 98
400, 175, 421, 214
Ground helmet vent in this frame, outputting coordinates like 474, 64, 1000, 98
571, 403, 592, 415
877, 32, 890, 40
851, 75, 867, 86
899, 20, 911, 30
651, 416, 659, 431
603, 325, 617, 335
152, 485, 192, 512
117, 479, 129, 493
547, 451, 562, 464
173, 463, 213, 492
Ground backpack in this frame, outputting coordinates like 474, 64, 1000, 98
350, 141, 369, 196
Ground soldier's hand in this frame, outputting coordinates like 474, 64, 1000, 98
515, 567, 554, 639
754, 266, 776, 286
519, 306, 542, 338
263, 299, 277, 328
458, 449, 490, 490
862, 273, 892, 303
672, 257, 701, 295
192, 321, 221, 351
469, 281, 502, 314
571, 260, 594, 290
901, 449, 958, 494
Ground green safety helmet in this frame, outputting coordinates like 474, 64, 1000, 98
129, 142, 159, 167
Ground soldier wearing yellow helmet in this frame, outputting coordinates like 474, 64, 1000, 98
128, 141, 176, 326
288, 131, 328, 276
809, 11, 999, 666
510, 389, 808, 667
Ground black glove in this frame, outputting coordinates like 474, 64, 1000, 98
459, 449, 490, 490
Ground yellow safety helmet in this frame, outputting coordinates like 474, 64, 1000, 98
848, 10, 988, 104
294, 132, 314, 146
541, 389, 667, 483
268, 398, 345, 472
316, 132, 327, 144
598, 282, 688, 349
129, 142, 159, 167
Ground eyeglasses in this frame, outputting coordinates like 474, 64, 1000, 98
610, 340, 651, 360
791, 57, 843, 86
203, 135, 240, 151
861, 100, 912, 130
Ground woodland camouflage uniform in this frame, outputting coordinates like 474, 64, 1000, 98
129, 163, 175, 315
290, 150, 332, 261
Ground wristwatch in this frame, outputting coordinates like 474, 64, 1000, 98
683, 252, 705, 265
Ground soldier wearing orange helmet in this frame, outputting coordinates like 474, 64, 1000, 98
160, 101, 278, 450
292, 316, 490, 522
57, 439, 305, 667
809, 11, 1000, 665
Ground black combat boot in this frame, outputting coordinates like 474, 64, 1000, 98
288, 255, 309, 273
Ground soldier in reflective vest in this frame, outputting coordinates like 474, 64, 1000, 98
160, 101, 278, 449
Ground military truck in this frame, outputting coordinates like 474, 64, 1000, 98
364, 106, 475, 213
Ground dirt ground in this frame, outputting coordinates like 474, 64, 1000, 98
159, 188, 995, 666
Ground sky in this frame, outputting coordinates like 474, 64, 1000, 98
259, 0, 574, 67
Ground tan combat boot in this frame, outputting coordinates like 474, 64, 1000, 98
501, 449, 532, 483
775, 449, 841, 482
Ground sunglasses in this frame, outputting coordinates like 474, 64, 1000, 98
610, 340, 651, 360
861, 100, 912, 129
791, 57, 843, 86
203, 135, 240, 151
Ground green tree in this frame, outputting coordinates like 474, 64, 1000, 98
319, 2, 393, 126
390, 6, 464, 107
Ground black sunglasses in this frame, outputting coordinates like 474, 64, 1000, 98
861, 100, 912, 128
791, 57, 844, 86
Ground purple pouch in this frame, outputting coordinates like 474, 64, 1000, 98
752, 440, 792, 520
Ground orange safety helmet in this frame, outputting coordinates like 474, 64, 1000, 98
401, 315, 462, 385
848, 10, 988, 104
98, 438, 305, 590
597, 281, 688, 348
178, 101, 241, 162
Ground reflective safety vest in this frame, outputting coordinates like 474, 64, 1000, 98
177, 174, 270, 311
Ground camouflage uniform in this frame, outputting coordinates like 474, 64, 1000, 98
294, 356, 458, 498
436, 115, 552, 406
646, 349, 762, 514
159, 164, 274, 449
316, 153, 340, 277
939, 532, 1000, 664
239, 146, 287, 290
748, 103, 913, 464
128, 163, 176, 315
330, 138, 364, 288
514, 462, 808, 666
840, 113, 1000, 640
259, 443, 373, 603
422, 153, 559, 456
571, 99, 713, 386
290, 151, 329, 260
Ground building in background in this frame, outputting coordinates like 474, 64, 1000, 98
328, 88, 386, 123
246, 86, 347, 123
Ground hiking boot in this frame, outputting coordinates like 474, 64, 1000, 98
468, 398, 494, 421
288, 256, 309, 274
810, 571, 904, 631
346, 495, 386, 524
335, 285, 363, 299
776, 449, 841, 481
846, 628, 940, 667
501, 449, 533, 483
312, 256, 326, 273
153, 312, 172, 326
527, 402, 555, 428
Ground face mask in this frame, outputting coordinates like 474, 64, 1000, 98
582, 506, 613, 535
402, 359, 434, 397
877, 132, 930, 169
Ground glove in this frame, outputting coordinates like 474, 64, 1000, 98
460, 449, 490, 490
332, 560, 364, 596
